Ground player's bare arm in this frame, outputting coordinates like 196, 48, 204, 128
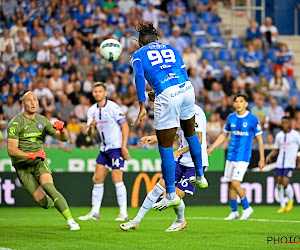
87, 116, 97, 137
141, 134, 180, 147
120, 122, 130, 160
52, 120, 69, 142
174, 132, 202, 159
266, 148, 279, 163
131, 101, 147, 126
256, 134, 265, 171
207, 131, 228, 156
7, 138, 46, 160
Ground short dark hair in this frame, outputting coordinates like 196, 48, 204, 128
233, 94, 248, 102
135, 22, 159, 46
282, 116, 291, 121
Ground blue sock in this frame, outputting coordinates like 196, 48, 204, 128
230, 199, 238, 212
241, 197, 250, 210
158, 145, 176, 194
185, 133, 203, 176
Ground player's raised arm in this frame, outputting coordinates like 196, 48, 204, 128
52, 120, 69, 142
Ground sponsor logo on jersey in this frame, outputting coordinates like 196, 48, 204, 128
12, 122, 18, 125
9, 127, 16, 136
24, 132, 43, 137
37, 123, 43, 130
232, 130, 249, 136
171, 84, 192, 97
162, 73, 180, 84
24, 125, 29, 130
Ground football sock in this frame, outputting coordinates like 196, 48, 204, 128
230, 199, 238, 212
277, 184, 285, 207
37, 195, 53, 209
284, 185, 293, 201
42, 183, 72, 220
240, 197, 250, 210
134, 183, 164, 223
115, 181, 128, 216
185, 133, 203, 177
174, 199, 185, 223
158, 144, 176, 194
91, 183, 104, 216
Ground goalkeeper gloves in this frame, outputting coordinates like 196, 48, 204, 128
28, 150, 46, 161
53, 120, 66, 133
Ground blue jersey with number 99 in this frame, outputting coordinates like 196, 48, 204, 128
131, 42, 189, 102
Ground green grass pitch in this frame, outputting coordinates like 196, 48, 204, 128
0, 206, 299, 249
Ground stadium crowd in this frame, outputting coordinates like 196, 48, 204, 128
0, 0, 299, 151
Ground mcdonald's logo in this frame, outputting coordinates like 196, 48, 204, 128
131, 172, 162, 208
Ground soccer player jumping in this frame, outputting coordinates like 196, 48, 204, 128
131, 22, 208, 210
208, 94, 265, 220
266, 116, 300, 213
7, 92, 80, 230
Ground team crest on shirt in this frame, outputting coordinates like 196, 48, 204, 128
104, 112, 109, 117
243, 122, 247, 128
37, 122, 43, 130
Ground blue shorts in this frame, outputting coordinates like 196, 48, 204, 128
174, 162, 196, 195
96, 148, 124, 170
275, 168, 294, 179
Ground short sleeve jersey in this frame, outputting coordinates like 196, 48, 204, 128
7, 113, 56, 166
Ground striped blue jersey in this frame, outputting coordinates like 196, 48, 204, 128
130, 42, 189, 102
224, 111, 262, 162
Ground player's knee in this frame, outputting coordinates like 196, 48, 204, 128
111, 171, 123, 183
93, 175, 103, 184
231, 180, 240, 189
37, 195, 54, 209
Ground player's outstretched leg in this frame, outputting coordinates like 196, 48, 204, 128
224, 183, 239, 220
115, 181, 129, 221
120, 183, 165, 231
42, 183, 80, 230
152, 145, 180, 210
165, 200, 187, 232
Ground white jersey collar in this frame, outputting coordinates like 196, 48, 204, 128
236, 110, 249, 118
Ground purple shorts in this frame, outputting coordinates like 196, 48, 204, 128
96, 148, 124, 170
275, 168, 294, 179
175, 162, 196, 195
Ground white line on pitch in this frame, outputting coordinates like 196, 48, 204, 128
187, 217, 300, 223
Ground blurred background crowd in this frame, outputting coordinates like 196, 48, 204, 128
0, 0, 299, 152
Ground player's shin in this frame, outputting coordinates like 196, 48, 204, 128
276, 183, 286, 207
135, 183, 164, 223
37, 195, 54, 209
185, 133, 203, 177
284, 185, 293, 201
230, 200, 238, 212
42, 183, 73, 220
158, 145, 176, 198
115, 181, 128, 216
91, 183, 104, 216
174, 199, 185, 223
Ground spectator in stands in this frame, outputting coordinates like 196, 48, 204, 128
47, 67, 64, 97
32, 28, 48, 53
114, 57, 130, 78
127, 129, 140, 149
215, 98, 232, 126
91, 5, 107, 25
206, 113, 222, 145
118, 0, 136, 15
123, 85, 137, 106
95, 20, 113, 40
19, 42, 36, 64
55, 94, 75, 124
198, 58, 214, 78
246, 18, 262, 50
107, 6, 127, 27
2, 0, 19, 26
0, 84, 10, 104
36, 41, 51, 64
251, 94, 268, 127
73, 4, 91, 28
77, 56, 93, 80
0, 120, 7, 149
260, 17, 278, 48
76, 123, 94, 150
274, 43, 295, 77
33, 79, 55, 114
127, 99, 140, 124
294, 111, 300, 132
143, 3, 160, 28
264, 134, 275, 150
266, 97, 285, 135
188, 68, 203, 101
12, 69, 32, 94
158, 29, 169, 44
182, 46, 202, 70
236, 69, 255, 101
167, 0, 186, 16
256, 76, 269, 97
102, 0, 117, 14
285, 95, 300, 119
9, 18, 27, 39
68, 82, 82, 105
168, 26, 188, 53
70, 39, 88, 64
0, 29, 15, 54
75, 95, 90, 122
2, 95, 21, 121
171, 6, 190, 34
23, 1, 39, 28
2, 44, 17, 65
48, 28, 67, 53
219, 66, 237, 96
82, 72, 94, 95
208, 82, 225, 109
269, 69, 290, 103
240, 42, 260, 76
203, 70, 217, 95
0, 68, 10, 90
15, 30, 31, 54
57, 3, 72, 29
66, 115, 81, 145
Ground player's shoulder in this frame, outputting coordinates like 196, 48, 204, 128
8, 113, 24, 127
106, 100, 120, 109
227, 112, 237, 121
275, 131, 284, 138
88, 103, 98, 112
290, 129, 300, 137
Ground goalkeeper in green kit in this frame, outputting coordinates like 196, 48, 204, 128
7, 91, 80, 230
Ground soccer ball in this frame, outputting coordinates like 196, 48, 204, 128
99, 39, 122, 62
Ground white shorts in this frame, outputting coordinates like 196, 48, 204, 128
154, 81, 195, 130
224, 160, 249, 182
